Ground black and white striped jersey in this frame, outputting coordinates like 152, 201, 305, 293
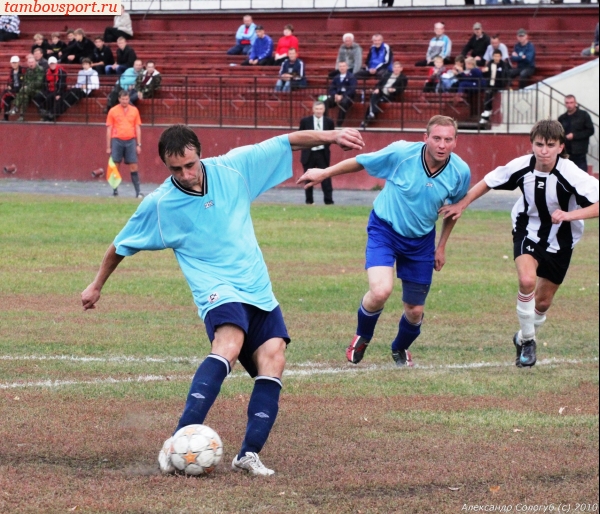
484, 155, 599, 253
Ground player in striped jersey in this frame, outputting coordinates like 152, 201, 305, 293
440, 120, 599, 367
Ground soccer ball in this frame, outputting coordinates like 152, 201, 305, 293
159, 424, 223, 476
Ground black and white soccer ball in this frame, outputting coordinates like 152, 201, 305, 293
159, 424, 223, 476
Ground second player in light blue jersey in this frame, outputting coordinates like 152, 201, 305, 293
298, 115, 471, 367
81, 124, 364, 476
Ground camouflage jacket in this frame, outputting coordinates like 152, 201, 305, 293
134, 70, 161, 98
23, 65, 45, 93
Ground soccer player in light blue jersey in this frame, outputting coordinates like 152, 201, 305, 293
81, 124, 364, 476
298, 115, 471, 367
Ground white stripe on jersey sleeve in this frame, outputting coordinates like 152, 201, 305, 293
484, 155, 531, 189
555, 158, 599, 207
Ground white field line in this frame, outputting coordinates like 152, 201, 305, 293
0, 356, 597, 390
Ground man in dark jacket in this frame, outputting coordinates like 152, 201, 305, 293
2, 55, 26, 120
64, 29, 95, 64
274, 48, 306, 92
298, 101, 335, 205
558, 95, 595, 172
355, 34, 393, 80
509, 29, 535, 89
106, 37, 137, 75
327, 61, 357, 127
361, 61, 407, 129
38, 56, 67, 121
91, 36, 114, 75
461, 22, 491, 67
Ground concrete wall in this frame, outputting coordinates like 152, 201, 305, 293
0, 124, 534, 188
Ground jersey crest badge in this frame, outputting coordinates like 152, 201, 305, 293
208, 292, 219, 304
204, 200, 214, 209
425, 182, 434, 188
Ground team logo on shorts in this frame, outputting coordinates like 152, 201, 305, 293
204, 200, 214, 209
208, 292, 219, 304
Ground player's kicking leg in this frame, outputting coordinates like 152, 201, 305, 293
232, 336, 286, 477
514, 253, 539, 367
347, 266, 393, 364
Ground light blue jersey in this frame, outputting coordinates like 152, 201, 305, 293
113, 135, 293, 320
356, 141, 471, 238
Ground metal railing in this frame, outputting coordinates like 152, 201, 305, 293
127, 0, 597, 12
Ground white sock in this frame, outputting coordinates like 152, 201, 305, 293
534, 308, 547, 335
516, 290, 535, 341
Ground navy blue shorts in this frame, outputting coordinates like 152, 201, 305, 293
365, 211, 434, 306
204, 302, 290, 378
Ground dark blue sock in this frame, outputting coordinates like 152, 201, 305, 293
175, 354, 230, 433
239, 377, 282, 457
356, 302, 383, 340
391, 314, 422, 352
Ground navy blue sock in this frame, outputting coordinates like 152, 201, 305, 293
391, 314, 422, 352
175, 354, 230, 433
239, 377, 282, 458
356, 302, 383, 340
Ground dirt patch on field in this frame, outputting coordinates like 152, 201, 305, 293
0, 384, 597, 513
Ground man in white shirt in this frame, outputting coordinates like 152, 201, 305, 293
483, 35, 510, 65
298, 101, 335, 204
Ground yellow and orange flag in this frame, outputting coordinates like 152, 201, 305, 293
106, 157, 122, 190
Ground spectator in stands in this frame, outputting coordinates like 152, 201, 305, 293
361, 61, 407, 129
0, 15, 20, 42
38, 56, 67, 122
439, 55, 465, 92
242, 25, 274, 66
47, 32, 66, 60
558, 95, 595, 172
106, 37, 137, 75
65, 29, 95, 64
106, 89, 143, 198
106, 58, 143, 110
2, 56, 25, 121
483, 34, 510, 65
130, 61, 161, 103
416, 22, 452, 66
423, 55, 446, 93
509, 29, 535, 89
299, 101, 335, 205
479, 49, 511, 124
59, 58, 100, 117
274, 48, 306, 92
331, 33, 363, 78
33, 47, 49, 73
227, 14, 256, 56
461, 23, 490, 66
13, 54, 45, 121
92, 36, 114, 75
456, 57, 484, 94
274, 25, 299, 65
58, 30, 76, 63
326, 61, 357, 127
104, 5, 133, 43
355, 34, 393, 80
31, 34, 50, 59
581, 23, 599, 57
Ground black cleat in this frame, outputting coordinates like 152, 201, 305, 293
520, 339, 537, 367
346, 335, 370, 364
392, 349, 414, 368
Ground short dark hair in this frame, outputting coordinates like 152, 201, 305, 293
158, 124, 202, 164
529, 119, 568, 157
118, 89, 130, 98
94, 36, 104, 42
284, 24, 294, 32
81, 57, 92, 65
492, 49, 502, 56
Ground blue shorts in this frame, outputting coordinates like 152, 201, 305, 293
204, 302, 290, 378
365, 210, 435, 303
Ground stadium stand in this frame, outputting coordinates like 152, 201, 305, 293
0, 8, 596, 129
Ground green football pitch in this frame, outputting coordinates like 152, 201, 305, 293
0, 194, 598, 513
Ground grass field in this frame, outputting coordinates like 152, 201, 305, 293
0, 193, 598, 514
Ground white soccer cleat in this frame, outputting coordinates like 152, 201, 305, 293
232, 452, 275, 476
158, 436, 176, 474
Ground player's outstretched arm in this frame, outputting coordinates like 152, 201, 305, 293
81, 244, 125, 311
288, 128, 364, 152
438, 179, 491, 220
297, 157, 365, 189
551, 202, 599, 224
